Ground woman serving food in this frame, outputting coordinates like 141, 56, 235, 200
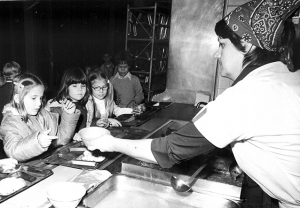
85, 1, 300, 207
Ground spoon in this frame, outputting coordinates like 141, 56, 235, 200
171, 164, 207, 192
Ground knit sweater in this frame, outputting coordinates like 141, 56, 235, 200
110, 73, 144, 107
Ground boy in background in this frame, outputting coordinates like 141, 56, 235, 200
110, 51, 144, 108
100, 53, 115, 79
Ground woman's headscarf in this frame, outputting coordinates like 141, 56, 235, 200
224, 0, 300, 51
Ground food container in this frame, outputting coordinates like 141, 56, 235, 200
79, 127, 111, 147
82, 174, 240, 208
46, 181, 86, 208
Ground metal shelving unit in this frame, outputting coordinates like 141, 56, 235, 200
125, 3, 170, 101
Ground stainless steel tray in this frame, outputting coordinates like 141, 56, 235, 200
82, 174, 240, 208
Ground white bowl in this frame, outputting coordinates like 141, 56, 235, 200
79, 127, 111, 146
46, 182, 86, 208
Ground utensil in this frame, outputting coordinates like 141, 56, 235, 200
171, 164, 207, 192
68, 160, 96, 167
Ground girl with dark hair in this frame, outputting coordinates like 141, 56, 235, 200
46, 67, 91, 133
0, 73, 79, 161
83, 1, 300, 207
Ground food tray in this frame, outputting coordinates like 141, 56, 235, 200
43, 142, 116, 169
144, 101, 173, 109
116, 107, 160, 127
0, 166, 53, 203
108, 127, 149, 139
44, 127, 149, 170
82, 174, 240, 208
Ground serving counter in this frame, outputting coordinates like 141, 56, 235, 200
0, 103, 257, 208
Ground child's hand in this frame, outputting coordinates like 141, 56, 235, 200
108, 118, 122, 127
132, 104, 146, 115
0, 158, 18, 168
96, 118, 110, 128
38, 129, 58, 148
62, 99, 76, 114
116, 97, 121, 105
73, 133, 82, 142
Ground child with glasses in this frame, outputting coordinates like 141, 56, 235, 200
110, 51, 144, 108
88, 68, 137, 128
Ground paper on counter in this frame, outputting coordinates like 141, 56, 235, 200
70, 169, 112, 191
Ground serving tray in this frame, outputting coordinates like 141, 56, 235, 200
116, 107, 160, 127
44, 127, 150, 170
144, 101, 173, 109
43, 142, 115, 170
0, 166, 53, 203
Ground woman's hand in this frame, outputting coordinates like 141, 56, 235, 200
0, 158, 18, 168
62, 99, 76, 114
38, 128, 58, 148
108, 118, 122, 127
86, 134, 115, 152
73, 133, 82, 142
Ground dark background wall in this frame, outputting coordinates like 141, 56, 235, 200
0, 0, 172, 97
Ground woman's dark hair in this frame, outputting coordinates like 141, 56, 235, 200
279, 17, 300, 71
56, 67, 90, 105
215, 19, 281, 69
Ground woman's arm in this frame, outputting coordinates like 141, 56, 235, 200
88, 135, 157, 164
87, 121, 215, 168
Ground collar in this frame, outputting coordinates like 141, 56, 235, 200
232, 61, 290, 86
231, 65, 259, 86
92, 95, 105, 103
113, 72, 132, 80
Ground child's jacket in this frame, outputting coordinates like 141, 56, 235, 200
0, 104, 80, 161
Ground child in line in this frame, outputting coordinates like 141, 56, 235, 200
88, 68, 135, 128
0, 61, 22, 122
46, 67, 91, 133
100, 53, 115, 79
0, 73, 80, 161
110, 51, 144, 108
0, 61, 22, 158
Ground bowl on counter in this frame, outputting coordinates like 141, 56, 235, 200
79, 126, 111, 147
46, 181, 86, 208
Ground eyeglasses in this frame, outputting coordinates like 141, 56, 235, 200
92, 84, 108, 91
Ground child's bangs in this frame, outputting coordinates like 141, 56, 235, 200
68, 73, 87, 85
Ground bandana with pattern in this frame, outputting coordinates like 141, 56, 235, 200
225, 0, 300, 51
